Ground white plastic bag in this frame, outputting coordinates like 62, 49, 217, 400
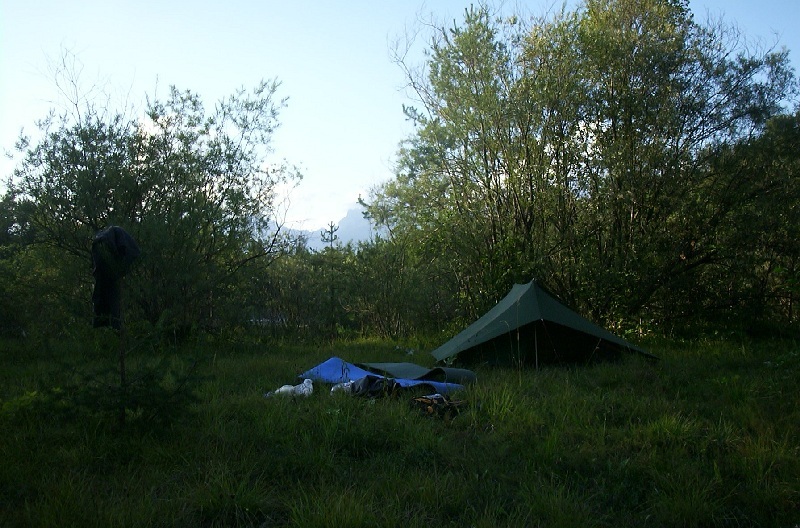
265, 379, 313, 398
293, 378, 313, 397
330, 381, 354, 394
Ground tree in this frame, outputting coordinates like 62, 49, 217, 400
368, 0, 798, 331
681, 111, 800, 330
8, 68, 299, 334
570, 0, 796, 323
0, 188, 37, 336
372, 6, 533, 321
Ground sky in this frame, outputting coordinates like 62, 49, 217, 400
1, 0, 798, 231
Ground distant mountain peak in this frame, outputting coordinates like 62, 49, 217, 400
293, 207, 377, 251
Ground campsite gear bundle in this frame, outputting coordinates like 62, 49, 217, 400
299, 357, 474, 394
267, 358, 474, 419
267, 357, 475, 398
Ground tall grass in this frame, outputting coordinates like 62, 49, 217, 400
1, 334, 798, 526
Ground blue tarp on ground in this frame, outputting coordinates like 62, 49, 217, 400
299, 357, 465, 394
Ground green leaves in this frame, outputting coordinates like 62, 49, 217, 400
370, 0, 798, 331
6, 79, 299, 334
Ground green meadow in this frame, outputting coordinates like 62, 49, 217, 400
1, 333, 798, 527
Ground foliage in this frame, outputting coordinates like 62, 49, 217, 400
366, 0, 799, 332
3, 69, 299, 335
687, 112, 800, 329
244, 232, 462, 341
1, 336, 798, 526
1, 0, 798, 343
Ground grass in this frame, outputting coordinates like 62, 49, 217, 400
1, 331, 798, 527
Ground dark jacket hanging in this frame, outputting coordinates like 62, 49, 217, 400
92, 226, 140, 329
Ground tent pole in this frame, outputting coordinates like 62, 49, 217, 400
535, 325, 539, 370
589, 337, 601, 363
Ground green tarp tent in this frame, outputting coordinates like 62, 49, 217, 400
430, 280, 649, 367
